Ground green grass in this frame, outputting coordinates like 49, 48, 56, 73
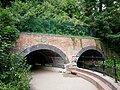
21, 32, 98, 39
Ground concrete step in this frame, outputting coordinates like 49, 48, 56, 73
69, 68, 117, 90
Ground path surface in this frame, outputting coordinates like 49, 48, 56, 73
30, 68, 98, 90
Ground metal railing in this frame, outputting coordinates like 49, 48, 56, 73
77, 56, 120, 83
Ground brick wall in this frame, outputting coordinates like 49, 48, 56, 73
14, 33, 101, 63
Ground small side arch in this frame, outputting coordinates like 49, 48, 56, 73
76, 46, 105, 62
19, 44, 69, 64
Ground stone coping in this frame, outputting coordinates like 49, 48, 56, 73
70, 67, 120, 90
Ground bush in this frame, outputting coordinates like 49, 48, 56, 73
104, 57, 120, 81
0, 8, 31, 90
104, 57, 120, 69
0, 53, 31, 90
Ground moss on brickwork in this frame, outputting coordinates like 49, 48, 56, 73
79, 39, 83, 48
95, 39, 100, 48
71, 37, 76, 49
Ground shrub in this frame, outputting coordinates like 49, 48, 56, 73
0, 7, 31, 90
104, 57, 120, 81
0, 53, 31, 90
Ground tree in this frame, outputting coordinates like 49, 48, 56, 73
0, 7, 30, 90
83, 0, 120, 55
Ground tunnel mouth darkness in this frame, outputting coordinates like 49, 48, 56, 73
25, 49, 65, 69
77, 49, 104, 69
20, 44, 69, 70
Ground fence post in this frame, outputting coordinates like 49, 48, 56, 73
92, 55, 95, 71
102, 58, 105, 76
82, 56, 85, 68
113, 56, 118, 83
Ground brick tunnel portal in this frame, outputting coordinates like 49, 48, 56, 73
20, 44, 69, 69
26, 49, 65, 68
77, 47, 105, 68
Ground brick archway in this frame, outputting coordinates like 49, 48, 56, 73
76, 46, 105, 62
19, 44, 69, 64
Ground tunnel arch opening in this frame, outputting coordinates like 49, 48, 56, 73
20, 44, 69, 68
76, 46, 105, 68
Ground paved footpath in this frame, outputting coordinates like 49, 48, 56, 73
30, 69, 98, 90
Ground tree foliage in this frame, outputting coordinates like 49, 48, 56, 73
0, 7, 30, 90
9, 0, 90, 36
83, 0, 120, 55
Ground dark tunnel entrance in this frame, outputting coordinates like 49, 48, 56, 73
26, 49, 65, 68
77, 49, 104, 69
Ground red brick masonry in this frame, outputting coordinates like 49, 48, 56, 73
14, 33, 102, 63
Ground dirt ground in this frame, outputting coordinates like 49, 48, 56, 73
30, 67, 98, 90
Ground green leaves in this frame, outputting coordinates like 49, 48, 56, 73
0, 7, 30, 90
0, 52, 31, 90
82, 0, 120, 55
8, 0, 90, 36
104, 57, 120, 80
0, 8, 19, 57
